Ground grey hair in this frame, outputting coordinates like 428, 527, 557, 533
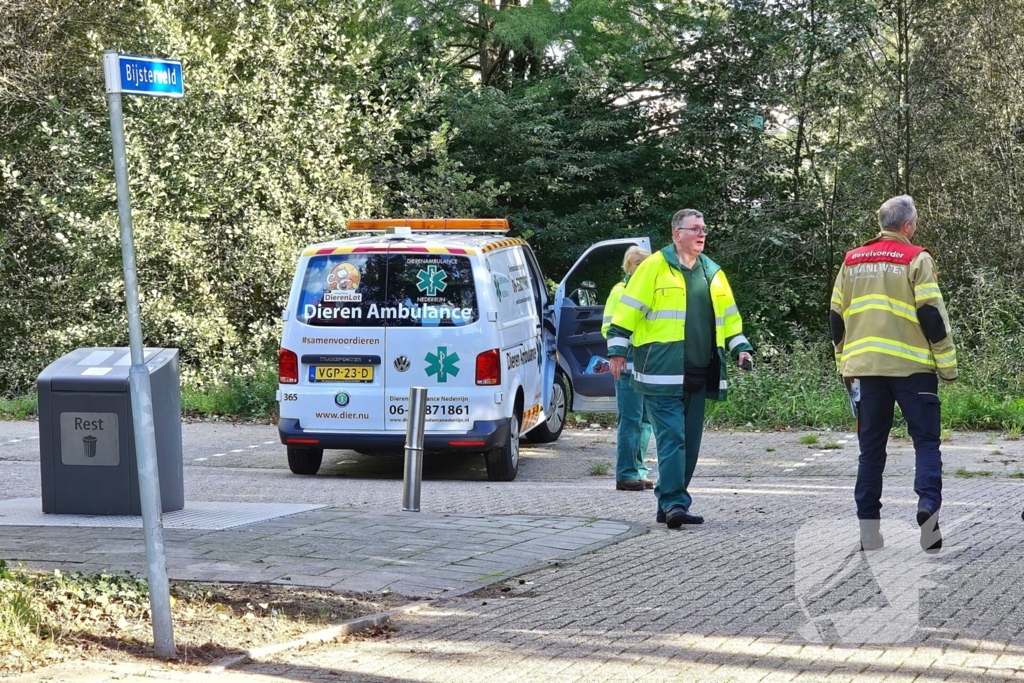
671, 209, 704, 231
877, 195, 917, 232
622, 246, 651, 275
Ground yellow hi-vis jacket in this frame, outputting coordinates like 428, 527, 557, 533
606, 248, 751, 398
830, 231, 957, 380
602, 281, 636, 370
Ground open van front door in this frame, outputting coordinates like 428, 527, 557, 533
554, 237, 651, 413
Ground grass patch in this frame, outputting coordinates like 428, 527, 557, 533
570, 413, 617, 428
0, 561, 403, 676
821, 441, 843, 450
954, 468, 993, 478
0, 394, 37, 420
181, 366, 278, 419
798, 434, 819, 445
1009, 472, 1024, 479
587, 462, 611, 476
766, 446, 776, 452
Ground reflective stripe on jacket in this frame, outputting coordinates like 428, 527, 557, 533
606, 248, 751, 398
602, 281, 634, 369
831, 232, 957, 380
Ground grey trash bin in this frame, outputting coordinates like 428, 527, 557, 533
37, 347, 184, 515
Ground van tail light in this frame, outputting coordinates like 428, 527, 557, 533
476, 348, 501, 386
279, 348, 299, 384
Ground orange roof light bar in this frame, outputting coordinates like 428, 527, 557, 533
347, 218, 509, 232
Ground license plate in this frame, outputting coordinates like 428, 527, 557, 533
309, 365, 373, 382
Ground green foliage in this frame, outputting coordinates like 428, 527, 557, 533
587, 461, 611, 476
706, 339, 853, 429
0, 395, 37, 420
181, 363, 278, 418
0, 564, 150, 664
1, 0, 1023, 435
798, 434, 820, 445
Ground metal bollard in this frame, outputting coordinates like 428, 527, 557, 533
402, 387, 427, 512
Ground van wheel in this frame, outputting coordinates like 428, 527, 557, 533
527, 372, 568, 444
485, 407, 521, 482
287, 446, 323, 475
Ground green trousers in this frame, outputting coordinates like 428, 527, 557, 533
646, 387, 707, 512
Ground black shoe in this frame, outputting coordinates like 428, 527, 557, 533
656, 509, 665, 524
616, 480, 645, 491
917, 508, 942, 553
665, 505, 704, 529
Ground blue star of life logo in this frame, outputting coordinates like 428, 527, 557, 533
416, 265, 447, 296
425, 346, 460, 383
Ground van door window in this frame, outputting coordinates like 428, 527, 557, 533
385, 254, 479, 327
296, 253, 478, 327
297, 254, 388, 327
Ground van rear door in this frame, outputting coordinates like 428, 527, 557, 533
554, 237, 650, 413
381, 251, 480, 434
292, 250, 389, 432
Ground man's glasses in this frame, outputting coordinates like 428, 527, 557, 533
675, 226, 708, 236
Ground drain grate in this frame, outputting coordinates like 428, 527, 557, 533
0, 499, 326, 531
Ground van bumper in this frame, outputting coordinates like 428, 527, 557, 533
278, 418, 510, 452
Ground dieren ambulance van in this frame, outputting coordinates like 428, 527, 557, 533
277, 218, 649, 481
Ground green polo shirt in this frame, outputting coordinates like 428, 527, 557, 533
662, 246, 714, 371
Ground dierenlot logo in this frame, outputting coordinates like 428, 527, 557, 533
793, 515, 967, 644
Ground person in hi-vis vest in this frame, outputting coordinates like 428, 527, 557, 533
602, 246, 654, 492
607, 209, 753, 529
831, 195, 956, 554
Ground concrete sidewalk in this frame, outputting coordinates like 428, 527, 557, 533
5, 427, 1024, 682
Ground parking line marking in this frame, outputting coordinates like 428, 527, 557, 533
263, 440, 276, 445
248, 445, 259, 449
212, 453, 225, 457
230, 449, 244, 453
793, 463, 808, 467
845, 434, 855, 439
783, 468, 795, 472
8, 439, 21, 444
195, 457, 208, 462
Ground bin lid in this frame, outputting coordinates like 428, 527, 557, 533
39, 348, 177, 392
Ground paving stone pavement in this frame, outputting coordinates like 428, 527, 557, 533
5, 426, 1024, 682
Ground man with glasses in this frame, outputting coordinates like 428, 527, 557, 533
606, 209, 753, 528
830, 195, 957, 553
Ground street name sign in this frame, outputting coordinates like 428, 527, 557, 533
103, 53, 184, 98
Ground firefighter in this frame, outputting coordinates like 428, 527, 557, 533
607, 209, 753, 528
831, 195, 957, 553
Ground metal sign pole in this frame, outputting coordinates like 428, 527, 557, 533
104, 50, 175, 659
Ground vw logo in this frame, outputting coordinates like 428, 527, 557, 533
334, 392, 350, 407
393, 355, 410, 372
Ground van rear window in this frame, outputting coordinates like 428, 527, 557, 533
297, 253, 479, 327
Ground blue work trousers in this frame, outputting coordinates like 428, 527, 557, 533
646, 387, 707, 512
614, 372, 653, 482
856, 373, 943, 519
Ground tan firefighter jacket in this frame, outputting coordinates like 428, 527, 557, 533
830, 231, 957, 380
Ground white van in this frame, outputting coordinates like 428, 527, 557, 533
277, 218, 649, 481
